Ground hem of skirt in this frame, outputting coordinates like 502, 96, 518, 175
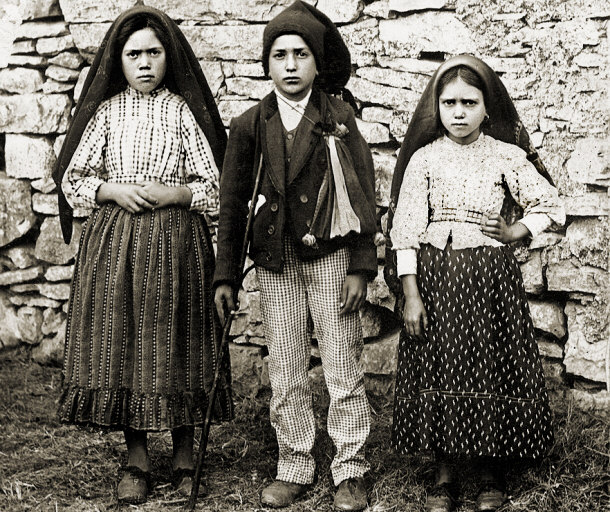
57, 384, 233, 431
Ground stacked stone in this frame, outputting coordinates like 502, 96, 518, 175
0, 0, 608, 413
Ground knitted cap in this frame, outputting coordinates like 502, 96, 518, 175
262, 1, 326, 75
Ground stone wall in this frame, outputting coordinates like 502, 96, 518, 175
0, 0, 608, 412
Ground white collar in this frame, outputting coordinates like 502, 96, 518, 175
275, 88, 312, 131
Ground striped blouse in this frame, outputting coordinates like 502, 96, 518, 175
62, 85, 220, 216
390, 134, 565, 275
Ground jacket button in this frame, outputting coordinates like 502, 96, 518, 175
267, 225, 275, 235
270, 203, 278, 212
287, 133, 294, 140
300, 194, 308, 203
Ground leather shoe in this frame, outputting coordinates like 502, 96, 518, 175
117, 466, 150, 504
173, 468, 205, 497
476, 481, 507, 511
260, 480, 308, 508
334, 477, 367, 511
424, 482, 459, 512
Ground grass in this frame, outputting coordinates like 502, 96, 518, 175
1, 349, 608, 512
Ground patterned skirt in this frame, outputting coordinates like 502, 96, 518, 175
58, 205, 233, 431
392, 244, 553, 459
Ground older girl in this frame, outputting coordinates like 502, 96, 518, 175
386, 55, 564, 512
53, 6, 232, 504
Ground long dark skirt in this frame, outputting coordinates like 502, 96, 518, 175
392, 244, 553, 459
58, 205, 233, 431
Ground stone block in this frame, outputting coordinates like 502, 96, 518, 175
218, 99, 257, 126
73, 66, 90, 102
17, 21, 67, 39
564, 218, 609, 270
0, 93, 71, 133
574, 52, 604, 68
182, 25, 264, 61
537, 338, 563, 359
566, 137, 609, 187
8, 55, 48, 67
364, 0, 390, 18
48, 51, 84, 69
568, 390, 610, 420
0, 179, 36, 247
316, 0, 361, 22
361, 106, 393, 125
19, 0, 61, 21
5, 134, 55, 179
34, 216, 81, 265
36, 35, 76, 56
349, 76, 419, 111
59, 0, 134, 22
32, 193, 59, 215
372, 150, 396, 207
542, 359, 566, 389
376, 56, 439, 75
520, 252, 544, 294
367, 265, 396, 312
199, 60, 223, 97
225, 77, 272, 100
44, 264, 74, 282
229, 342, 266, 398
389, 0, 448, 12
31, 175, 56, 193
3, 244, 36, 269
339, 18, 379, 67
17, 305, 43, 344
360, 328, 399, 375
0, 266, 43, 286
563, 301, 608, 384
0, 67, 44, 93
45, 64, 80, 82
379, 13, 474, 58
10, 40, 36, 54
225, 62, 264, 78
150, 0, 294, 23
32, 324, 64, 365
564, 193, 609, 217
41, 307, 65, 336
38, 282, 71, 300
528, 232, 563, 250
356, 65, 428, 93
528, 300, 566, 339
42, 79, 74, 94
9, 294, 61, 308
0, 291, 21, 349
547, 259, 608, 295
229, 290, 263, 338
356, 119, 391, 145
359, 302, 383, 339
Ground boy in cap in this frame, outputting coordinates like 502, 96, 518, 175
214, 1, 377, 510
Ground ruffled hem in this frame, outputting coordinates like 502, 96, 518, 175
57, 384, 233, 431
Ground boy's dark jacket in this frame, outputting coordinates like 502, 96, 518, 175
213, 88, 377, 288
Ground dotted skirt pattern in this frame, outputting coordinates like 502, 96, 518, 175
58, 204, 233, 430
392, 244, 553, 459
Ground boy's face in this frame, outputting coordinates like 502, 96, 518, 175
268, 34, 317, 102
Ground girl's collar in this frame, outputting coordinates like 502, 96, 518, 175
126, 84, 168, 98
443, 131, 485, 147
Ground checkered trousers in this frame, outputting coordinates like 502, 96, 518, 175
256, 237, 371, 486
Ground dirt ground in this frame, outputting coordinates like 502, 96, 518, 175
1, 349, 609, 512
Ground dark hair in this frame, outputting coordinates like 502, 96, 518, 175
437, 65, 487, 105
112, 14, 175, 91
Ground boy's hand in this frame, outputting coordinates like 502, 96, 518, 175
214, 284, 237, 324
340, 274, 367, 315
96, 183, 156, 214
481, 214, 530, 243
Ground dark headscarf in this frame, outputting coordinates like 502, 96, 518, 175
52, 5, 227, 243
384, 54, 555, 296
261, 1, 354, 106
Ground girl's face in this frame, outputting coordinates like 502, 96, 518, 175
268, 34, 317, 101
438, 77, 487, 145
121, 27, 167, 94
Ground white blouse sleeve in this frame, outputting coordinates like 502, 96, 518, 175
180, 103, 220, 216
61, 104, 109, 209
503, 145, 565, 236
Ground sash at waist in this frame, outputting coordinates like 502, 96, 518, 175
430, 208, 485, 225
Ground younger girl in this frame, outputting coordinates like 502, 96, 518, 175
386, 55, 564, 512
53, 6, 232, 504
